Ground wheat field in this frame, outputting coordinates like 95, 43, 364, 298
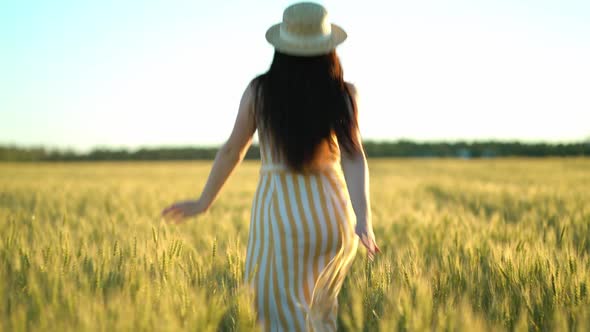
1, 159, 589, 331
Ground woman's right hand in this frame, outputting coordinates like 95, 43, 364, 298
355, 219, 380, 261
161, 199, 208, 223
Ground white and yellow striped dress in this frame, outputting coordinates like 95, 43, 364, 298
244, 132, 359, 332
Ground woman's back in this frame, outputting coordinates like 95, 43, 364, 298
251, 49, 360, 173
257, 126, 341, 172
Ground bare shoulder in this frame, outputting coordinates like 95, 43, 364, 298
237, 79, 260, 113
344, 82, 360, 119
345, 82, 358, 99
243, 79, 257, 99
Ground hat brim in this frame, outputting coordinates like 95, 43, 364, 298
265, 23, 347, 56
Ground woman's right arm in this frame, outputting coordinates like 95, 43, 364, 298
161, 81, 257, 222
340, 83, 379, 260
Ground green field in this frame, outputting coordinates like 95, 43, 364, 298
1, 159, 589, 331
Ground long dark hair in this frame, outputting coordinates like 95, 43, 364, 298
253, 50, 360, 171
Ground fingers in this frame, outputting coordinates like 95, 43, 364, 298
360, 235, 374, 260
169, 210, 185, 221
358, 232, 380, 261
161, 205, 187, 223
161, 204, 179, 217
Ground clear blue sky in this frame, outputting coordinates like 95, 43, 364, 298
1, 0, 589, 152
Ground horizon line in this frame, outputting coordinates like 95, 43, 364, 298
2, 137, 590, 153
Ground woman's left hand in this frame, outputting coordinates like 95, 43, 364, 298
161, 199, 208, 223
354, 221, 380, 261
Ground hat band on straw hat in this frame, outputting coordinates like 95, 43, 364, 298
279, 22, 332, 45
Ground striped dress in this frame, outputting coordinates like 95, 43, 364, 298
244, 132, 359, 332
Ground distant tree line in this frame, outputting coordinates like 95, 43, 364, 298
1, 140, 588, 162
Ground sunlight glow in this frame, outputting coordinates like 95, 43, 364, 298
1, 0, 589, 151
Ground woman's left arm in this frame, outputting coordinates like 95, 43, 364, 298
162, 82, 257, 222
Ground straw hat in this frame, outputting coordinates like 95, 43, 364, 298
265, 2, 347, 56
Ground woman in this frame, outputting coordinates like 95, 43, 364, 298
162, 2, 379, 331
